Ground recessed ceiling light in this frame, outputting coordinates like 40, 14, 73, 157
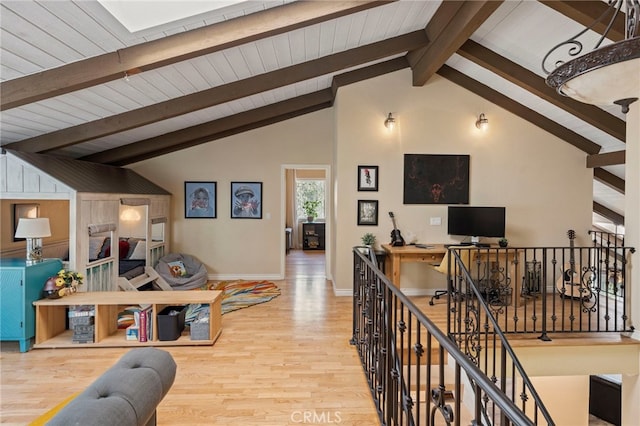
98, 0, 245, 33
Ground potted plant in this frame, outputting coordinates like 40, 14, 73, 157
498, 237, 508, 247
361, 232, 376, 247
303, 200, 320, 222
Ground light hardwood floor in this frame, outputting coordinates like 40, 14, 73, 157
0, 250, 379, 425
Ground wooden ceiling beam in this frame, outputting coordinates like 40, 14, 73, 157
409, 0, 503, 86
6, 30, 428, 154
437, 65, 601, 155
593, 201, 625, 226
587, 150, 626, 167
594, 168, 625, 194
457, 39, 626, 142
538, 1, 626, 42
82, 90, 334, 165
0, 1, 390, 110
331, 57, 409, 98
86, 57, 411, 165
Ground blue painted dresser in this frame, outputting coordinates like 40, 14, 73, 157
0, 258, 63, 352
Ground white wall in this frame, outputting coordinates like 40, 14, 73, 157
129, 109, 334, 280
333, 69, 593, 292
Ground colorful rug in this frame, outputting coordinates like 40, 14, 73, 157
201, 280, 281, 314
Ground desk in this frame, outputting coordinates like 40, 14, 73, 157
382, 244, 522, 304
381, 244, 447, 288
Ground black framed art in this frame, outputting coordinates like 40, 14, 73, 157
358, 165, 378, 191
231, 182, 262, 219
403, 154, 469, 204
185, 181, 216, 218
357, 200, 378, 226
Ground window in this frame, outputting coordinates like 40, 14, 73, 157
296, 179, 325, 221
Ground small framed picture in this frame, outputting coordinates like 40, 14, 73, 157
185, 182, 216, 218
357, 200, 378, 226
13, 203, 40, 241
231, 182, 262, 219
358, 165, 378, 191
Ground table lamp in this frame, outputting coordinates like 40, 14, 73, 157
14, 218, 51, 262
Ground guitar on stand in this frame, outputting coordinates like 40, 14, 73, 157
388, 212, 405, 247
556, 229, 583, 299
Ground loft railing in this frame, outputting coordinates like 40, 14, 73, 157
352, 246, 551, 425
443, 241, 634, 340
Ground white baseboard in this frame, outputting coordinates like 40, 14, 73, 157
207, 273, 284, 281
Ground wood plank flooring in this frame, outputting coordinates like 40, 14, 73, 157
0, 250, 379, 425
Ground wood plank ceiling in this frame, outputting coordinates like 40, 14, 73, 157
0, 0, 627, 227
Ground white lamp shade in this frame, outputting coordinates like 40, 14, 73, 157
15, 218, 51, 238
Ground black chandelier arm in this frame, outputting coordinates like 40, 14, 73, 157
542, 0, 640, 74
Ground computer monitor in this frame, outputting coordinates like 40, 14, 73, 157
447, 206, 506, 245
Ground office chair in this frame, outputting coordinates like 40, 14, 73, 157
429, 248, 472, 305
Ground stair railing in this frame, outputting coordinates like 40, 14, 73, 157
352, 246, 549, 425
447, 248, 554, 425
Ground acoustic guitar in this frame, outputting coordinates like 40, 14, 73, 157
388, 212, 405, 247
556, 229, 582, 298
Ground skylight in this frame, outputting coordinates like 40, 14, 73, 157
98, 0, 246, 33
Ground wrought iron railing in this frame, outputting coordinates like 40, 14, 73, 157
444, 241, 634, 340
352, 246, 552, 425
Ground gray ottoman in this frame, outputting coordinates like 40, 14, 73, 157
48, 347, 177, 426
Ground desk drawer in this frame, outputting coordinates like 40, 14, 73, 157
404, 253, 443, 264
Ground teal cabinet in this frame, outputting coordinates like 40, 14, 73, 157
0, 258, 63, 352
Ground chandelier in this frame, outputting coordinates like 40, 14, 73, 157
543, 0, 640, 113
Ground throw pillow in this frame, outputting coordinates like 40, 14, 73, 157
119, 240, 130, 260
129, 240, 146, 260
167, 260, 187, 277
89, 237, 105, 260
99, 237, 111, 258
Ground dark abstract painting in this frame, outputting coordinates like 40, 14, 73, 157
403, 154, 469, 204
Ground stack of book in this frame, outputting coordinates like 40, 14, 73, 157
69, 305, 95, 343
125, 304, 152, 342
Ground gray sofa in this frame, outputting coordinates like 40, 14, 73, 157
48, 347, 176, 426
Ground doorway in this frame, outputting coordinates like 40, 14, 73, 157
282, 165, 331, 280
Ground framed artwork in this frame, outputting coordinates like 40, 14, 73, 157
13, 203, 40, 241
231, 182, 262, 219
403, 154, 470, 204
185, 181, 216, 218
357, 200, 378, 226
358, 165, 378, 191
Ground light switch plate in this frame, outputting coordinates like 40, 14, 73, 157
430, 217, 441, 226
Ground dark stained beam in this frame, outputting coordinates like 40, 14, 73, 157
539, 1, 626, 42
587, 150, 626, 167
409, 0, 503, 86
86, 57, 411, 165
458, 39, 626, 142
331, 57, 409, 98
594, 168, 625, 193
0, 1, 391, 110
437, 65, 601, 155
82, 90, 334, 165
110, 101, 334, 166
593, 201, 624, 226
5, 30, 428, 154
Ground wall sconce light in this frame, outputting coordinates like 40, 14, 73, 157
475, 113, 488, 131
14, 218, 51, 262
384, 113, 396, 130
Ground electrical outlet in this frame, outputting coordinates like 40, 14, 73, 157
430, 217, 441, 226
